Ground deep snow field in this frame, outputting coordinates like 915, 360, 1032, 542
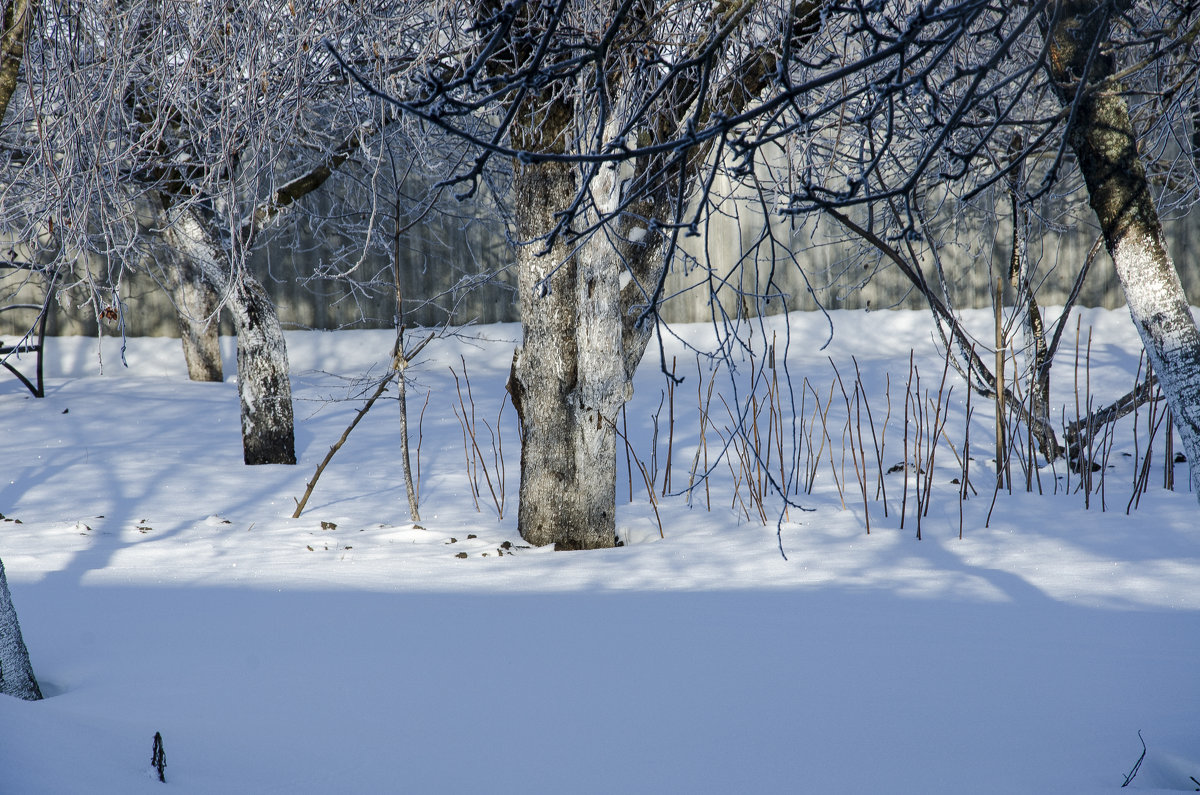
1, 307, 1198, 794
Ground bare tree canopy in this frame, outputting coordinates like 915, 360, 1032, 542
323, 0, 1200, 546
0, 2, 439, 463
4, 1, 1197, 545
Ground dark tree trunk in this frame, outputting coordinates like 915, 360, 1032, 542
0, 556, 41, 701
1046, 0, 1200, 497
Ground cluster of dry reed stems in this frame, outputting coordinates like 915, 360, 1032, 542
608, 323, 1181, 540
299, 324, 1182, 540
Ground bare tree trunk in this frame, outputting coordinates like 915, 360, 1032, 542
161, 206, 296, 465
231, 274, 296, 465
1005, 135, 1060, 462
394, 329, 423, 523
163, 249, 223, 382
397, 369, 421, 523
0, 556, 41, 701
0, 0, 35, 123
509, 159, 622, 549
496, 2, 820, 549
1046, 0, 1200, 497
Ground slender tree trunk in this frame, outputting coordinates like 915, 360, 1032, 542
394, 329, 422, 523
397, 369, 421, 523
0, 556, 41, 701
163, 249, 223, 382
1046, 0, 1200, 497
1007, 155, 1059, 461
160, 206, 296, 465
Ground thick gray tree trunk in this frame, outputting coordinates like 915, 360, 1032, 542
161, 206, 296, 465
1046, 0, 1200, 497
500, 3, 811, 549
508, 137, 664, 549
510, 159, 625, 549
0, 556, 41, 701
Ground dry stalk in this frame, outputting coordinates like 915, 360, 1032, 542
686, 358, 717, 510
800, 378, 823, 494
853, 357, 889, 516
450, 357, 506, 518
612, 418, 665, 538
912, 362, 925, 539
995, 276, 1009, 491
959, 382, 973, 539
719, 394, 769, 524
831, 358, 870, 533
1083, 327, 1095, 505
919, 350, 954, 523
623, 403, 635, 503
1163, 408, 1175, 491
769, 344, 788, 520
662, 357, 677, 496
1128, 376, 1166, 513
416, 392, 430, 502
819, 380, 844, 507
648, 390, 664, 489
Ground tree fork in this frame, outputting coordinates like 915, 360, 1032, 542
1046, 0, 1200, 499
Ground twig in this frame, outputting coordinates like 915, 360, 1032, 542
662, 357, 676, 496
611, 418, 665, 538
1121, 730, 1146, 787
450, 358, 505, 518
293, 373, 392, 519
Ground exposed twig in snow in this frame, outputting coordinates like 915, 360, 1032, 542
1121, 729, 1146, 787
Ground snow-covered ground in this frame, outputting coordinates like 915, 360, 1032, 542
1, 308, 1197, 793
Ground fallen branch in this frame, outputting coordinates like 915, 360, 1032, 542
292, 373, 393, 519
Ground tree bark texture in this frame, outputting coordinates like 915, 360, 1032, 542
510, 158, 625, 549
0, 0, 35, 123
161, 206, 296, 465
163, 249, 224, 382
1046, 1, 1200, 497
0, 556, 41, 700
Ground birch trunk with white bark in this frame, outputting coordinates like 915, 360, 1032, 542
1047, 0, 1200, 497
